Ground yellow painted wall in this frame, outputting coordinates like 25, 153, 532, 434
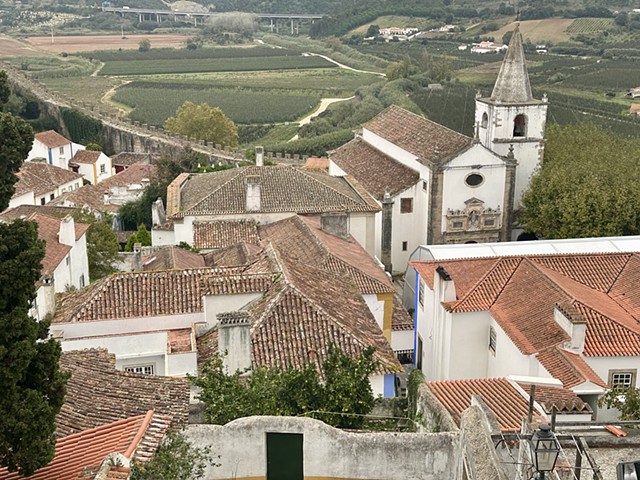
376, 292, 394, 342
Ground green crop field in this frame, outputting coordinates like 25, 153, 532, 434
112, 83, 321, 125
99, 55, 337, 76
565, 17, 613, 33
82, 46, 301, 62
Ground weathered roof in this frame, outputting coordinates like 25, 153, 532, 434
303, 156, 329, 171
536, 347, 607, 389
56, 349, 189, 438
412, 253, 640, 387
392, 294, 414, 331
174, 165, 380, 217
142, 246, 205, 271
426, 377, 543, 432
0, 204, 81, 222
110, 152, 151, 167
203, 241, 262, 267
71, 150, 102, 165
0, 411, 170, 480
259, 215, 394, 295
330, 138, 420, 200
489, 25, 536, 104
34, 130, 71, 148
363, 105, 472, 167
13, 161, 82, 197
193, 220, 260, 249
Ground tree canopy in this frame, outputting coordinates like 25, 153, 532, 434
164, 102, 238, 148
193, 345, 378, 429
86, 219, 121, 281
521, 123, 640, 239
0, 71, 35, 211
598, 386, 640, 421
0, 220, 68, 475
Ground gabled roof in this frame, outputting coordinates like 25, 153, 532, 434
71, 150, 102, 165
536, 347, 607, 389
143, 246, 205, 271
259, 215, 394, 295
0, 411, 170, 480
110, 152, 150, 167
0, 204, 80, 222
488, 25, 536, 104
203, 241, 262, 267
330, 138, 420, 200
34, 130, 71, 148
363, 105, 472, 167
193, 220, 260, 249
56, 349, 189, 438
13, 161, 82, 197
174, 165, 379, 217
425, 377, 543, 432
414, 253, 640, 359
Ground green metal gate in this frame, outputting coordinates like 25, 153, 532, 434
266, 432, 303, 480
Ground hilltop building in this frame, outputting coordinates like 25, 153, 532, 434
329, 26, 547, 273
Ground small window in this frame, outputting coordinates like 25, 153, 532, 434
402, 241, 408, 251
79, 274, 85, 288
65, 256, 70, 266
481, 112, 488, 128
61, 187, 66, 193
40, 197, 46, 205
489, 326, 497, 355
50, 193, 55, 201
100, 164, 106, 174
513, 114, 526, 137
59, 146, 64, 154
610, 370, 636, 388
400, 198, 413, 213
465, 173, 484, 187
422, 181, 428, 191
124, 364, 155, 375
418, 279, 425, 307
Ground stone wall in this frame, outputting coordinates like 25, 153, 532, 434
417, 383, 459, 433
183, 416, 460, 480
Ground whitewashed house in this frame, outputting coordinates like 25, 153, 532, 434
27, 130, 75, 169
410, 252, 640, 420
9, 161, 83, 209
329, 26, 547, 274
70, 150, 113, 184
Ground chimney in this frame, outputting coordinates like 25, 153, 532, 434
218, 311, 252, 374
41, 274, 56, 320
381, 189, 394, 273
554, 302, 586, 354
132, 243, 142, 272
103, 191, 110, 205
435, 265, 456, 302
58, 216, 75, 247
255, 146, 264, 167
151, 197, 166, 227
320, 212, 350, 240
246, 175, 261, 212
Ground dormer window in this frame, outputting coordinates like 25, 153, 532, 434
513, 114, 526, 137
481, 112, 488, 129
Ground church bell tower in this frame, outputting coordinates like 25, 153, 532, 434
474, 25, 548, 208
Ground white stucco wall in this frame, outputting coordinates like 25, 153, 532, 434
391, 330, 413, 352
9, 191, 35, 208
363, 294, 384, 331
369, 374, 385, 397
51, 233, 89, 292
447, 311, 491, 380
348, 213, 376, 257
202, 293, 263, 332
587, 356, 638, 389
27, 140, 74, 169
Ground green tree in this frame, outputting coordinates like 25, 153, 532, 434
366, 24, 380, 37
86, 219, 121, 281
0, 220, 68, 475
385, 58, 415, 81
130, 431, 210, 480
138, 38, 151, 52
164, 102, 238, 148
0, 71, 34, 211
125, 224, 152, 252
597, 386, 640, 420
521, 123, 640, 239
84, 143, 102, 151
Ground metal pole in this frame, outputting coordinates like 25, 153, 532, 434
527, 384, 536, 424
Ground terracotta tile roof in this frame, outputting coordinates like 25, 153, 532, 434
71, 150, 102, 165
53, 266, 246, 323
168, 328, 195, 353
111, 152, 151, 167
56, 349, 189, 438
25, 212, 89, 275
200, 272, 273, 295
193, 220, 260, 249
303, 156, 329, 171
165, 173, 189, 218
528, 385, 592, 414
248, 246, 401, 375
105, 466, 131, 479
392, 295, 414, 331
330, 138, 420, 200
203, 242, 262, 267
142, 246, 205, 271
425, 377, 542, 432
0, 411, 170, 480
14, 161, 82, 197
0, 204, 81, 222
34, 129, 71, 148
260, 215, 394, 295
363, 105, 472, 167
414, 253, 640, 360
536, 347, 607, 389
50, 164, 157, 214
175, 165, 380, 217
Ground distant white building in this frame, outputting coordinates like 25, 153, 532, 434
379, 27, 419, 37
471, 41, 508, 54
27, 130, 75, 170
70, 150, 113, 184
9, 161, 83, 209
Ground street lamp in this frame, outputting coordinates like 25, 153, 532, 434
529, 424, 560, 479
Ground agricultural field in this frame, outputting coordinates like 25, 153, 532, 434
565, 17, 613, 34
0, 35, 43, 58
24, 34, 191, 54
486, 19, 576, 44
350, 16, 436, 34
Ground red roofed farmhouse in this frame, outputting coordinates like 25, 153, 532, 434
411, 252, 640, 420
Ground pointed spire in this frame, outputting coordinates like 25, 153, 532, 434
490, 24, 533, 104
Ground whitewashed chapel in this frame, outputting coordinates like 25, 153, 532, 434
329, 26, 548, 273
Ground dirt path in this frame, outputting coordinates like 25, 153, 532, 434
305, 52, 386, 77
101, 80, 131, 114
289, 96, 355, 142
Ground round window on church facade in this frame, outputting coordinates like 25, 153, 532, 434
465, 173, 484, 187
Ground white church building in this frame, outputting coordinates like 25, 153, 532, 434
329, 26, 547, 274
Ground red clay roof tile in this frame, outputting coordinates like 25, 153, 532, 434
34, 130, 71, 148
